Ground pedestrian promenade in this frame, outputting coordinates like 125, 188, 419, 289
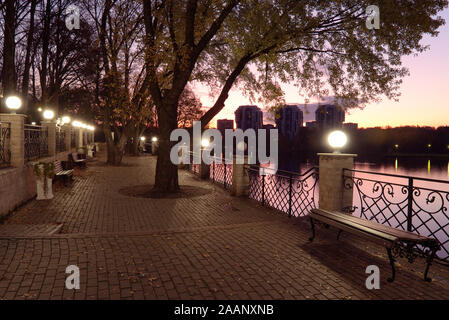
1, 152, 449, 300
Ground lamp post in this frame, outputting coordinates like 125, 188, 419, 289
317, 130, 356, 212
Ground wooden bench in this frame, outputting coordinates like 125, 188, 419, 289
70, 152, 87, 168
309, 208, 441, 282
54, 160, 74, 186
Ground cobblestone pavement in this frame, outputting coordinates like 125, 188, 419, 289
1, 152, 449, 300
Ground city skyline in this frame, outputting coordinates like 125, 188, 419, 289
196, 7, 449, 129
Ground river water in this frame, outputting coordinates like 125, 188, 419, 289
274, 156, 449, 260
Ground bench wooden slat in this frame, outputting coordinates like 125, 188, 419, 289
310, 211, 398, 244
311, 209, 436, 243
309, 208, 440, 282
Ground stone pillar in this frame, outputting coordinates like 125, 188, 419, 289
76, 128, 83, 148
198, 149, 210, 179
151, 140, 158, 154
231, 155, 249, 197
0, 113, 26, 167
64, 125, 71, 152
317, 153, 357, 212
42, 120, 56, 156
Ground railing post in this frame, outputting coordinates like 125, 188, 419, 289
224, 161, 227, 189
64, 125, 71, 152
231, 155, 249, 196
262, 173, 265, 206
407, 177, 414, 232
318, 153, 357, 211
42, 120, 56, 156
198, 149, 210, 180
0, 113, 25, 167
288, 174, 293, 217
212, 161, 215, 182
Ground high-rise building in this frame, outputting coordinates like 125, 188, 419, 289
217, 119, 234, 136
275, 105, 303, 140
235, 105, 263, 131
315, 104, 345, 129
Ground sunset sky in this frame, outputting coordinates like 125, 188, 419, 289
197, 8, 449, 129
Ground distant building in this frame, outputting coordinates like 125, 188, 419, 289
275, 105, 303, 140
343, 122, 358, 130
217, 119, 234, 136
306, 121, 317, 128
315, 104, 345, 129
235, 105, 263, 131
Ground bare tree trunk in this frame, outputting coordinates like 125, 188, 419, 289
1, 0, 16, 112
21, 0, 37, 114
40, 0, 51, 105
154, 103, 179, 192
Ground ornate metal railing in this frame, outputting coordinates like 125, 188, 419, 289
187, 151, 200, 175
24, 125, 48, 161
71, 130, 76, 148
210, 156, 233, 189
246, 166, 319, 218
343, 169, 449, 262
56, 129, 66, 153
0, 122, 11, 168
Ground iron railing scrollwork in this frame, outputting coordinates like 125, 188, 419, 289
343, 169, 449, 262
24, 125, 49, 161
246, 166, 319, 218
0, 122, 11, 168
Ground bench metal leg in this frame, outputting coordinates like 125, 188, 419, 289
337, 230, 343, 240
308, 218, 315, 242
386, 247, 396, 283
424, 245, 438, 282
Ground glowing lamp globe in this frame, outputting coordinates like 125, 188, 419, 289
152, 137, 158, 142
5, 96, 22, 112
140, 136, 146, 141
43, 109, 55, 120
201, 139, 210, 148
62, 116, 71, 124
328, 130, 347, 151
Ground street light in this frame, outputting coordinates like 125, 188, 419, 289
43, 109, 55, 120
5, 96, 22, 113
140, 136, 146, 141
328, 130, 347, 152
62, 116, 71, 124
152, 137, 158, 142
201, 138, 210, 148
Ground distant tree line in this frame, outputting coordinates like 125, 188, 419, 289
283, 126, 449, 161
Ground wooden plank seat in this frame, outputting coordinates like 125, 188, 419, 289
70, 152, 87, 168
54, 160, 74, 186
309, 208, 441, 282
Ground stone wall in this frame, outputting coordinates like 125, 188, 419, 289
0, 151, 74, 219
